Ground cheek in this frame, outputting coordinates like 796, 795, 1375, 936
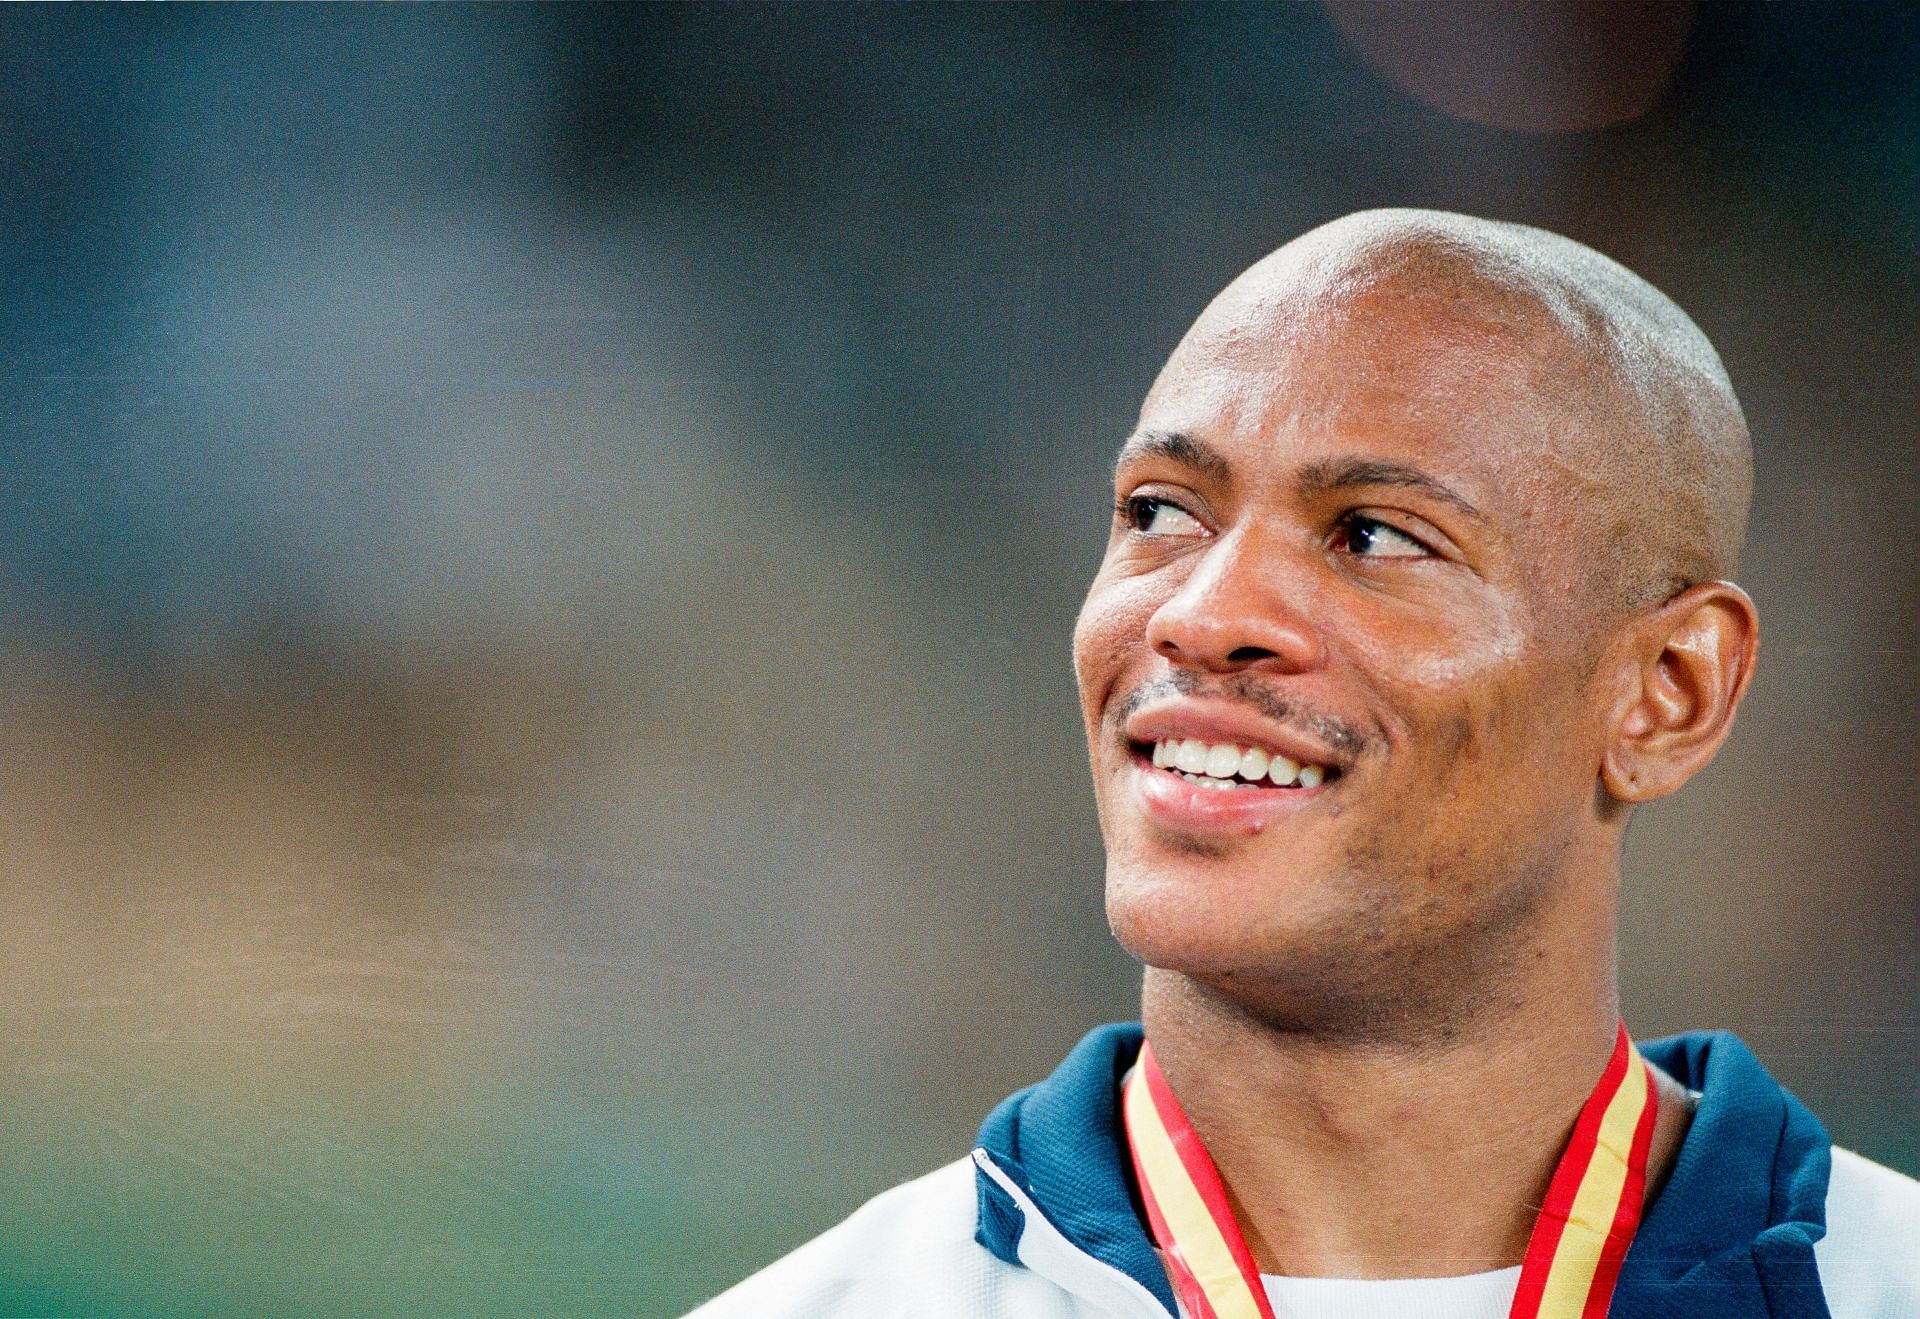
1349, 598, 1586, 781
1365, 597, 1531, 694
1405, 653, 1600, 836
1338, 604, 1521, 761
1072, 571, 1163, 724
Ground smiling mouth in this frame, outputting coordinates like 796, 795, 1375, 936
1132, 737, 1340, 790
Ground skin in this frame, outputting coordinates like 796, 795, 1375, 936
1072, 210, 1757, 1278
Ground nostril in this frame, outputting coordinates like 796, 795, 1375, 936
1146, 589, 1324, 675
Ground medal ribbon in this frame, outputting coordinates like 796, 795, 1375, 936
1121, 1021, 1657, 1319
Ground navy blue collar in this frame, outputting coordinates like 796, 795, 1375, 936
975, 1024, 1833, 1318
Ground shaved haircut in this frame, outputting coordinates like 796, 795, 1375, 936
1181, 209, 1753, 613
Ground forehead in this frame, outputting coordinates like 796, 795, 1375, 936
1133, 281, 1608, 507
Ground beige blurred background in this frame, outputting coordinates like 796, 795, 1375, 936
2, 5, 1913, 1315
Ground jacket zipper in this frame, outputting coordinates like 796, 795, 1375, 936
971, 1149, 1176, 1319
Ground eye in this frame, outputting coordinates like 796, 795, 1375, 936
1333, 512, 1431, 559
1118, 494, 1207, 539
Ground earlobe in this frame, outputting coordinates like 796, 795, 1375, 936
1600, 582, 1758, 804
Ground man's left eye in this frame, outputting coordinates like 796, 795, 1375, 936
1335, 514, 1430, 558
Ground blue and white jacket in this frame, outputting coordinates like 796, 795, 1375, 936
690, 1025, 1919, 1319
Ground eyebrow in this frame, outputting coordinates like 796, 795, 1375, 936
1112, 429, 1232, 486
1296, 457, 1487, 522
1114, 431, 1487, 524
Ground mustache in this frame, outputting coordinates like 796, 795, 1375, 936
1110, 671, 1374, 759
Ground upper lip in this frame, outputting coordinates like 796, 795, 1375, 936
1122, 698, 1352, 773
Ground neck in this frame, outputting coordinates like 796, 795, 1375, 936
1138, 960, 1690, 1280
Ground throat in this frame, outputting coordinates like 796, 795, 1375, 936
1215, 1122, 1550, 1279
1137, 972, 1688, 1281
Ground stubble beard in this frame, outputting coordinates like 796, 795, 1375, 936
1110, 829, 1570, 1053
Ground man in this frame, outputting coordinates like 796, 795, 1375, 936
688, 210, 1919, 1319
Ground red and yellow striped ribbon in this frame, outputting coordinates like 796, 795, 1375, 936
1121, 1022, 1657, 1319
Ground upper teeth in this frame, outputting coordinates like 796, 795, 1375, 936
1150, 737, 1327, 788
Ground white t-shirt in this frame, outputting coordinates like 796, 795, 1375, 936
1260, 1267, 1519, 1319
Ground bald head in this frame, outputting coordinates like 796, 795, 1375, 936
1160, 209, 1753, 612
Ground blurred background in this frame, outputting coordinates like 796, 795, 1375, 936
1, 3, 1913, 1315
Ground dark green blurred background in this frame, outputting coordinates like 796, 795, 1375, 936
1, 4, 1913, 1315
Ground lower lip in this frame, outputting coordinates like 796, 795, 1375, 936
1129, 756, 1331, 834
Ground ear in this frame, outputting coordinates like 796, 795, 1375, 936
1600, 581, 1759, 804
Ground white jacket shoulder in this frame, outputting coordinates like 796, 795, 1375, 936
683, 1158, 1089, 1319
1817, 1146, 1920, 1319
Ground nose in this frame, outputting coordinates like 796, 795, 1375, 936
1143, 527, 1325, 674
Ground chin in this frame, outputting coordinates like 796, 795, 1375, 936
1109, 848, 1553, 1045
1115, 902, 1441, 1042
1104, 858, 1322, 982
